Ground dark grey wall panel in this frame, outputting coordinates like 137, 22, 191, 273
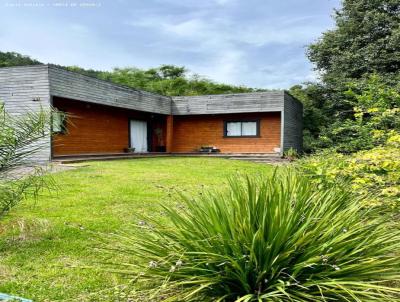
48, 66, 171, 115
0, 65, 51, 162
282, 92, 303, 152
171, 91, 285, 115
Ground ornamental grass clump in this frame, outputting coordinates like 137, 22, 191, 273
116, 170, 400, 301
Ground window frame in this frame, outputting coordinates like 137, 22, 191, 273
223, 120, 261, 138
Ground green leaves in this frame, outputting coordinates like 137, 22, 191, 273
296, 0, 400, 153
0, 51, 41, 68
308, 0, 400, 83
0, 105, 52, 219
63, 64, 255, 97
302, 75, 400, 153
0, 105, 51, 175
111, 170, 400, 301
299, 138, 400, 210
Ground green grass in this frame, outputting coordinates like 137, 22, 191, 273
0, 157, 272, 301
125, 171, 400, 301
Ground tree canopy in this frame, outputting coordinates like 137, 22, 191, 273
0, 51, 42, 67
308, 0, 400, 85
291, 0, 400, 152
65, 65, 255, 96
0, 51, 255, 96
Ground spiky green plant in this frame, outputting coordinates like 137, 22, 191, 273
0, 103, 52, 219
111, 170, 400, 301
0, 103, 50, 174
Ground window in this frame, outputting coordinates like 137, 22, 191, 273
224, 120, 260, 137
52, 111, 66, 134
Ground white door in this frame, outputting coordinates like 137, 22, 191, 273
130, 120, 148, 152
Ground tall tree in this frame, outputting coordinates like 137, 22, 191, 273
294, 0, 400, 152
308, 0, 400, 85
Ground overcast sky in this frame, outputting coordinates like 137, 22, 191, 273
0, 0, 340, 88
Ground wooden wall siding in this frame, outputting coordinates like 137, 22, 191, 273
171, 113, 281, 153
48, 66, 172, 115
166, 115, 174, 152
0, 65, 51, 162
282, 93, 303, 152
171, 91, 285, 115
52, 97, 164, 156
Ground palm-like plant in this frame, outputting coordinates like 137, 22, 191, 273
0, 103, 50, 174
111, 170, 400, 301
0, 103, 51, 218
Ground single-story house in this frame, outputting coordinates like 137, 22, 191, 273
0, 65, 303, 162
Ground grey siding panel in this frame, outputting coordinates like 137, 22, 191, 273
282, 92, 303, 152
171, 91, 284, 115
0, 65, 51, 163
48, 66, 171, 115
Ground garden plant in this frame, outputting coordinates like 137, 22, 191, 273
112, 170, 400, 301
0, 103, 51, 219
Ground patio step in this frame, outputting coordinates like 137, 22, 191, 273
253, 159, 287, 164
54, 152, 167, 160
53, 153, 170, 164
228, 154, 287, 164
53, 152, 285, 164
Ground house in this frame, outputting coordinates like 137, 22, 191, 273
0, 65, 303, 162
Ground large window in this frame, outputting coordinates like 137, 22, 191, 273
224, 120, 260, 137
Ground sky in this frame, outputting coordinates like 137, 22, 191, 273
0, 0, 341, 89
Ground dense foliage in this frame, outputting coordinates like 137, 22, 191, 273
66, 65, 255, 96
299, 135, 400, 210
0, 51, 42, 67
293, 0, 400, 211
308, 0, 400, 86
288, 84, 329, 152
317, 75, 400, 153
297, 74, 400, 209
0, 51, 255, 97
292, 0, 400, 152
113, 171, 400, 301
0, 104, 51, 219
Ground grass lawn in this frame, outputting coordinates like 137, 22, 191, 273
0, 157, 273, 302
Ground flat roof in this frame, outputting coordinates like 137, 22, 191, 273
0, 64, 301, 116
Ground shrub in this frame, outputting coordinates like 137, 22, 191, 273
283, 147, 299, 161
310, 75, 400, 153
110, 170, 400, 301
298, 133, 400, 210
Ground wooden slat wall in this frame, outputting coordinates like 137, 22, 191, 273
282, 92, 303, 152
0, 65, 51, 162
52, 97, 161, 156
48, 66, 172, 115
172, 112, 281, 153
171, 91, 285, 115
